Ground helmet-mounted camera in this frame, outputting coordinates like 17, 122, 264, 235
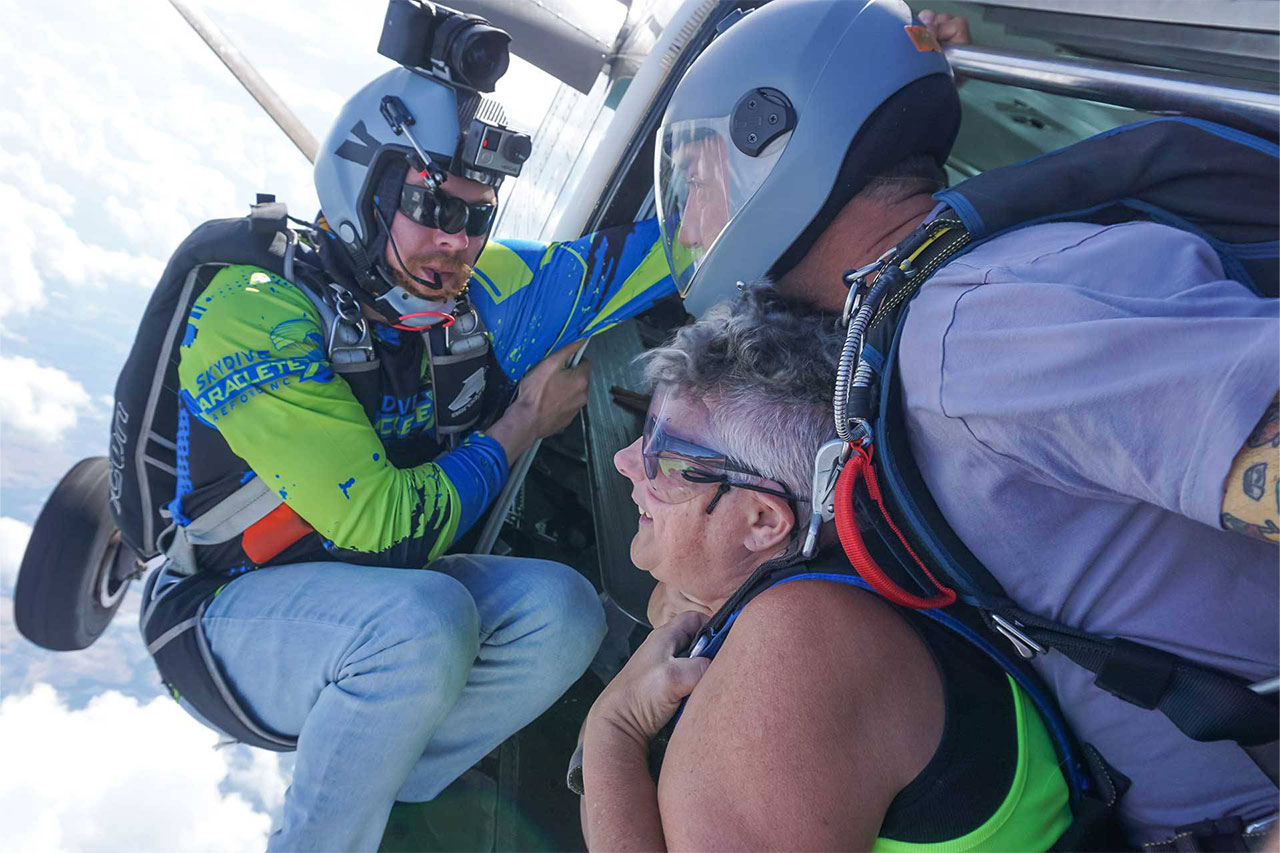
377, 0, 532, 183
379, 0, 510, 93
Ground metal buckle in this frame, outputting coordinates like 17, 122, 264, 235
846, 418, 872, 448
330, 284, 361, 321
444, 302, 483, 353
841, 289, 863, 329
991, 613, 1047, 659
1246, 813, 1279, 836
326, 284, 375, 363
841, 247, 896, 327
1249, 676, 1280, 695
802, 440, 852, 559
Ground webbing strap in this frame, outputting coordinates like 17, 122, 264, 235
183, 477, 281, 543
147, 617, 199, 655
160, 478, 282, 574
1005, 606, 1279, 748
868, 219, 971, 333
1096, 638, 1177, 709
1142, 814, 1272, 852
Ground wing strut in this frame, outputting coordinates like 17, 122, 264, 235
168, 0, 318, 164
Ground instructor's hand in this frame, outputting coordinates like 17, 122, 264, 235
515, 339, 591, 438
918, 9, 972, 48
487, 340, 591, 461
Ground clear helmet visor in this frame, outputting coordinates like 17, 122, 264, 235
655, 116, 792, 296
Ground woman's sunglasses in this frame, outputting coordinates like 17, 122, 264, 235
642, 413, 806, 514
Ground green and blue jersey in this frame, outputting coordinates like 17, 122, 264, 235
175, 219, 676, 572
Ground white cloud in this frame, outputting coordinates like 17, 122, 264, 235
0, 1, 560, 843
0, 684, 289, 853
223, 744, 291, 818
0, 585, 155, 706
0, 355, 94, 444
0, 0, 318, 330
0, 515, 31, 595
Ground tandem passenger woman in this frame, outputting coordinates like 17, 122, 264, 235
580, 287, 1074, 851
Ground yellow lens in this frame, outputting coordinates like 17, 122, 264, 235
657, 456, 693, 478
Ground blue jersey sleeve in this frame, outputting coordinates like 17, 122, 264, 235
469, 217, 678, 381
434, 431, 509, 545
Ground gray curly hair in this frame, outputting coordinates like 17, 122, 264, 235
640, 284, 842, 532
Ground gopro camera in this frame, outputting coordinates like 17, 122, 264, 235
457, 118, 533, 179
378, 0, 511, 93
377, 0, 533, 183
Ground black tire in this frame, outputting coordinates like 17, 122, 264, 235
14, 457, 134, 651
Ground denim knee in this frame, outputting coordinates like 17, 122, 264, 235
523, 561, 607, 671
352, 572, 481, 687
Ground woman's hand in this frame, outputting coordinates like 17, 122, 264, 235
918, 9, 972, 48
583, 615, 710, 851
647, 581, 713, 628
587, 610, 711, 745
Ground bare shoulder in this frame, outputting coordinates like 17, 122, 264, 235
722, 578, 943, 693
657, 579, 944, 850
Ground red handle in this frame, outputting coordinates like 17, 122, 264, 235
834, 444, 956, 609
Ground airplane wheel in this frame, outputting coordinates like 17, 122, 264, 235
14, 457, 137, 650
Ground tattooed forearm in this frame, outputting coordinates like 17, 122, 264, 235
1221, 512, 1280, 543
1222, 395, 1280, 544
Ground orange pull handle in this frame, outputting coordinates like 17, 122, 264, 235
242, 502, 314, 565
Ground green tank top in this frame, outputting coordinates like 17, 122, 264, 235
691, 573, 1074, 851
873, 674, 1071, 851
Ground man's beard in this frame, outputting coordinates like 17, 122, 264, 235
390, 253, 475, 300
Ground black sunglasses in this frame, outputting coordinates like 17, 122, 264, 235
399, 182, 496, 237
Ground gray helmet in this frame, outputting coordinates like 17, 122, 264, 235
656, 0, 960, 317
314, 65, 523, 307
315, 67, 463, 275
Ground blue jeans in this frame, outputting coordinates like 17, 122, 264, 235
196, 554, 605, 851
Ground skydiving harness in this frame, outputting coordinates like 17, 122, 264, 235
127, 195, 493, 751
147, 196, 493, 576
791, 118, 1280, 850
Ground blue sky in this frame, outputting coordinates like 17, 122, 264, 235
0, 0, 586, 846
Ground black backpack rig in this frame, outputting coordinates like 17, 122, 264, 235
695, 117, 1279, 852
840, 118, 1277, 848
14, 197, 357, 655
13, 195, 492, 657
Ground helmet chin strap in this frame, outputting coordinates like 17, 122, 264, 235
369, 203, 456, 329
373, 281, 456, 330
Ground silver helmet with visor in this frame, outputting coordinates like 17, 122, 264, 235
313, 63, 531, 327
655, 90, 797, 300
655, 0, 958, 318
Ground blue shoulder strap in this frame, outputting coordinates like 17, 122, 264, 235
699, 569, 1093, 800
934, 117, 1279, 297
